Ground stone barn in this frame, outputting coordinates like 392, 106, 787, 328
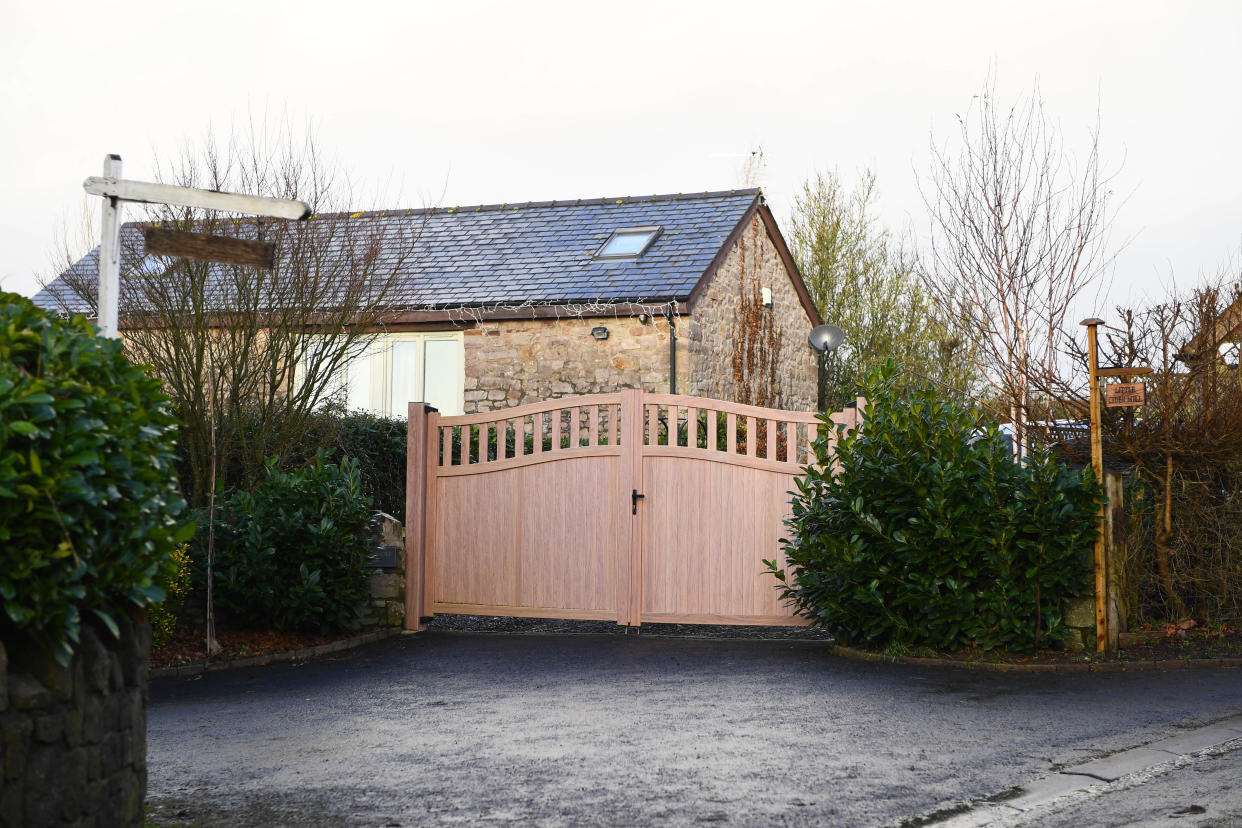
36, 188, 821, 415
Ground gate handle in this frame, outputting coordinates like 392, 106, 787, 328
632, 489, 645, 515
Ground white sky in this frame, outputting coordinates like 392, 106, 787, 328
2, 0, 1239, 312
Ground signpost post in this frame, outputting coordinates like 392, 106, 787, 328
1080, 318, 1151, 653
83, 153, 311, 338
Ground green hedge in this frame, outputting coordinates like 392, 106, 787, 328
175, 406, 408, 520
0, 292, 192, 663
204, 453, 375, 633
769, 363, 1099, 652
328, 410, 407, 520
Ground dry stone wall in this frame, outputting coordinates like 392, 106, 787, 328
687, 215, 817, 411
1, 613, 149, 828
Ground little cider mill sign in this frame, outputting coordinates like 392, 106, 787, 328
1105, 381, 1146, 408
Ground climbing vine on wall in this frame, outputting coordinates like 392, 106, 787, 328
730, 217, 784, 409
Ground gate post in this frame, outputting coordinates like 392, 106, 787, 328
404, 403, 433, 630
618, 388, 644, 626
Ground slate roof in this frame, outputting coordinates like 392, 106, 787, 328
34, 189, 763, 315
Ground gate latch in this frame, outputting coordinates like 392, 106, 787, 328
632, 489, 645, 515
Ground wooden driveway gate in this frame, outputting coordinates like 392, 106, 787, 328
403, 391, 863, 629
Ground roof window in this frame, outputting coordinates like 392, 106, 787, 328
595, 226, 661, 259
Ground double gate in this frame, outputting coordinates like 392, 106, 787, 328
403, 391, 863, 628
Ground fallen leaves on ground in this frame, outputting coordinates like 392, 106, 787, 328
151, 624, 363, 668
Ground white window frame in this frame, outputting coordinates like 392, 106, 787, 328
380, 331, 465, 417
304, 331, 465, 418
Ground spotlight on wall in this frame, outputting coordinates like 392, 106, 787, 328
591, 326, 610, 340
637, 313, 651, 325
761, 287, 773, 308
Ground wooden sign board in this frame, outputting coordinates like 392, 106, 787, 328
144, 228, 276, 269
1106, 381, 1146, 407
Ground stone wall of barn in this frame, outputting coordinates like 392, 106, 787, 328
687, 214, 817, 412
462, 315, 687, 414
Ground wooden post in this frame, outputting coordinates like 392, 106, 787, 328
97, 155, 123, 339
404, 403, 432, 630
1081, 318, 1108, 653
1103, 470, 1126, 649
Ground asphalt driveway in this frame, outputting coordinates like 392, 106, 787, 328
146, 629, 1242, 826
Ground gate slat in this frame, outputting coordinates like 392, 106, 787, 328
550, 407, 562, 452
746, 416, 756, 457
588, 405, 599, 447
767, 419, 777, 461
687, 406, 697, 449
726, 412, 737, 454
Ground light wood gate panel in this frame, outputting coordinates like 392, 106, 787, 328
405, 392, 864, 629
635, 396, 863, 626
639, 457, 798, 624
414, 395, 629, 622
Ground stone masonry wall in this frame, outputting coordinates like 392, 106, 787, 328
463, 316, 687, 414
1, 612, 149, 828
688, 214, 817, 411
359, 514, 406, 629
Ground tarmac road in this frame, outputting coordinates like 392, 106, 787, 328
145, 629, 1242, 827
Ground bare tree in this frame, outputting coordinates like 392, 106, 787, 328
44, 120, 424, 504
921, 81, 1116, 457
1097, 269, 1242, 621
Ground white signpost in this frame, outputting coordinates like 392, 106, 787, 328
84, 154, 311, 338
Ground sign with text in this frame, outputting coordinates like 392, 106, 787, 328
1106, 381, 1146, 407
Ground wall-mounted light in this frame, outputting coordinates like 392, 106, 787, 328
637, 313, 651, 325
591, 326, 610, 340
761, 287, 773, 308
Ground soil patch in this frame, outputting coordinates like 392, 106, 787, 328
151, 624, 363, 669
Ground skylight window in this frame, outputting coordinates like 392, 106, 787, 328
595, 226, 661, 259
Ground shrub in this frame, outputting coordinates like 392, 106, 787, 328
0, 292, 192, 663
150, 544, 193, 649
204, 453, 376, 633
330, 410, 407, 520
768, 363, 1099, 652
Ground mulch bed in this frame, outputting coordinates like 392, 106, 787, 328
151, 624, 365, 669
870, 621, 1242, 666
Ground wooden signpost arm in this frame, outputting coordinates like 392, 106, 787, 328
84, 153, 311, 338
83, 176, 311, 220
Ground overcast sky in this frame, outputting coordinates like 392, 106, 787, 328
2, 0, 1239, 312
